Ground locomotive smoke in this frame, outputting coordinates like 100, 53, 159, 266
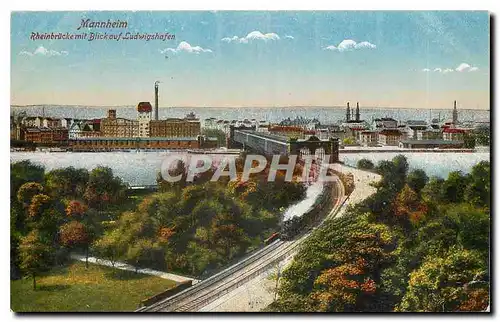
282, 181, 324, 221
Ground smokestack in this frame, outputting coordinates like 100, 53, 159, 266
154, 81, 159, 121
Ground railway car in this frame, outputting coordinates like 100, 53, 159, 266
264, 232, 280, 245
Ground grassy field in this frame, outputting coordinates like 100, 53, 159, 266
11, 261, 176, 312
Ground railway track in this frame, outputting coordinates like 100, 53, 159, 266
138, 180, 344, 312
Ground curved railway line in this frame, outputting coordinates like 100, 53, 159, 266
137, 179, 345, 312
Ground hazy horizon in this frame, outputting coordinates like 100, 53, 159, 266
11, 11, 489, 108
10, 103, 490, 111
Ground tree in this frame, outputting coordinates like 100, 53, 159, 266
17, 182, 44, 207
186, 241, 217, 276
84, 167, 126, 207
211, 214, 248, 259
18, 230, 54, 290
125, 239, 163, 273
441, 171, 469, 203
421, 177, 445, 203
28, 194, 52, 220
60, 221, 90, 267
464, 161, 490, 209
445, 204, 489, 254
473, 126, 490, 146
397, 247, 488, 312
92, 231, 127, 267
463, 132, 476, 149
157, 159, 188, 192
272, 213, 396, 312
357, 159, 375, 170
342, 137, 356, 145
393, 185, 428, 226
65, 200, 88, 218
407, 169, 429, 194
311, 259, 377, 311
45, 167, 89, 198
11, 161, 45, 200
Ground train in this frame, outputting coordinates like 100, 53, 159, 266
264, 182, 335, 243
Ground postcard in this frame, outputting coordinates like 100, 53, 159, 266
10, 11, 490, 313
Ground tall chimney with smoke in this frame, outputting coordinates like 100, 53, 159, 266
154, 81, 160, 120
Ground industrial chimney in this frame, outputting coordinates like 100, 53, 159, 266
154, 81, 160, 121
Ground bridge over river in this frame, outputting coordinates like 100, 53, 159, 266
229, 127, 340, 164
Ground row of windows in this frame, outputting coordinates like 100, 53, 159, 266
72, 140, 196, 146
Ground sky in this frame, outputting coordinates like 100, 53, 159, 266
11, 11, 490, 109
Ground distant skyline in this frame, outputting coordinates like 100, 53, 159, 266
11, 11, 490, 109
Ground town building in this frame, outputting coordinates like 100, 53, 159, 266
378, 129, 403, 146
405, 120, 429, 139
360, 131, 378, 146
22, 127, 69, 145
21, 117, 41, 128
372, 117, 398, 130
42, 117, 60, 128
149, 113, 201, 138
341, 102, 369, 141
69, 136, 203, 151
279, 116, 320, 131
443, 128, 467, 141
204, 117, 218, 129
268, 126, 305, 139
417, 129, 442, 140
100, 109, 139, 138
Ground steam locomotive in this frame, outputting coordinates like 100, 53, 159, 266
265, 182, 335, 243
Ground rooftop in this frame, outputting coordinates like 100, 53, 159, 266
137, 102, 153, 113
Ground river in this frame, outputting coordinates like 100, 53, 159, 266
10, 151, 490, 186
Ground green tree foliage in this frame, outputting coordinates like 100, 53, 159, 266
421, 177, 445, 203
406, 169, 429, 194
94, 168, 303, 276
270, 159, 490, 312
473, 126, 490, 146
272, 213, 396, 312
444, 204, 490, 254
157, 159, 188, 192
357, 158, 375, 170
11, 161, 45, 200
17, 182, 44, 207
45, 167, 89, 198
441, 171, 469, 203
26, 194, 64, 237
397, 247, 488, 312
463, 132, 476, 149
84, 167, 126, 208
342, 137, 356, 145
125, 239, 164, 273
464, 161, 490, 208
92, 230, 127, 268
18, 230, 54, 290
